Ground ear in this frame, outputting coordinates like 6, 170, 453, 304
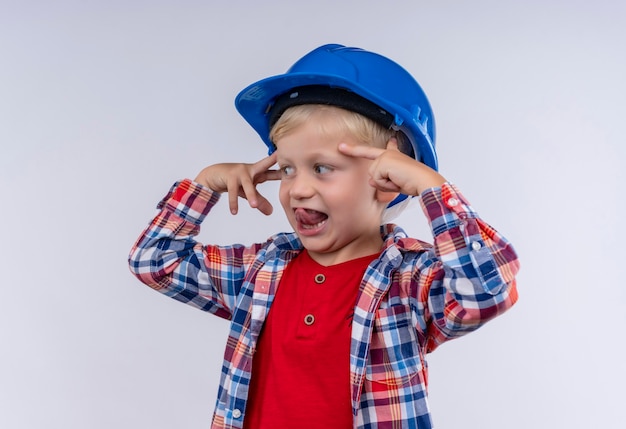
375, 189, 400, 204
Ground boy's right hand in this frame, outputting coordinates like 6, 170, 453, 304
194, 153, 280, 215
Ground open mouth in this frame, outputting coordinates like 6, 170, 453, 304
294, 208, 328, 230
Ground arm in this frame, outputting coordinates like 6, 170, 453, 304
128, 154, 281, 318
417, 183, 519, 351
128, 179, 259, 318
339, 139, 519, 350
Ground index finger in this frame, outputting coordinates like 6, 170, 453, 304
251, 152, 279, 181
253, 152, 278, 171
337, 143, 386, 160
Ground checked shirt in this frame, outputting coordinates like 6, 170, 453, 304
128, 179, 519, 429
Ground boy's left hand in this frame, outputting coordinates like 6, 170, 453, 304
338, 138, 446, 196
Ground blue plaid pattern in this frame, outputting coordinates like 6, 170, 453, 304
129, 179, 519, 428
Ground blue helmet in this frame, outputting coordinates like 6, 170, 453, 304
235, 44, 437, 207
236, 43, 437, 168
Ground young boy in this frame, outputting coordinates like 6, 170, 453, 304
129, 44, 519, 429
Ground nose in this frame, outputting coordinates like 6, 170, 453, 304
288, 172, 315, 200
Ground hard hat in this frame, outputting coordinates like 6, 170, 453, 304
235, 43, 438, 206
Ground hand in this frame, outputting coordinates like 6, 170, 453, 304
194, 153, 280, 215
338, 138, 446, 196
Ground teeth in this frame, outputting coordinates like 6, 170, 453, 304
301, 219, 326, 229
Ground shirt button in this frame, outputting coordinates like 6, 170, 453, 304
447, 197, 459, 207
471, 241, 482, 251
304, 314, 315, 325
232, 409, 242, 419
314, 274, 325, 284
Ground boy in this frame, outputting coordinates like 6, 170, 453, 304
129, 44, 519, 429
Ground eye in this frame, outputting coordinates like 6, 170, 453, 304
314, 164, 333, 174
280, 165, 295, 177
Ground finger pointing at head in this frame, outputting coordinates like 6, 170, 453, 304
252, 152, 281, 183
386, 137, 400, 152
337, 143, 385, 160
255, 152, 278, 170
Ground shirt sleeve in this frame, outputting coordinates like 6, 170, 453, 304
417, 182, 520, 352
127, 179, 264, 319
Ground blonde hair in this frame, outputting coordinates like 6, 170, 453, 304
269, 104, 398, 149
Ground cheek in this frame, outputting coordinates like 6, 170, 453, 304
278, 182, 290, 206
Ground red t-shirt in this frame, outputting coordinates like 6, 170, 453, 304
243, 250, 377, 429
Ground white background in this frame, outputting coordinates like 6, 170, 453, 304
1, 1, 624, 428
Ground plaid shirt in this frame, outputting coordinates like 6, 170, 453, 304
129, 179, 519, 429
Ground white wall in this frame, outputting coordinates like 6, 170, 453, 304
1, 1, 624, 428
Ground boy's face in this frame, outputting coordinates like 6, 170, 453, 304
274, 115, 387, 266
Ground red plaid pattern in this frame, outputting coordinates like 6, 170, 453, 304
129, 180, 519, 428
